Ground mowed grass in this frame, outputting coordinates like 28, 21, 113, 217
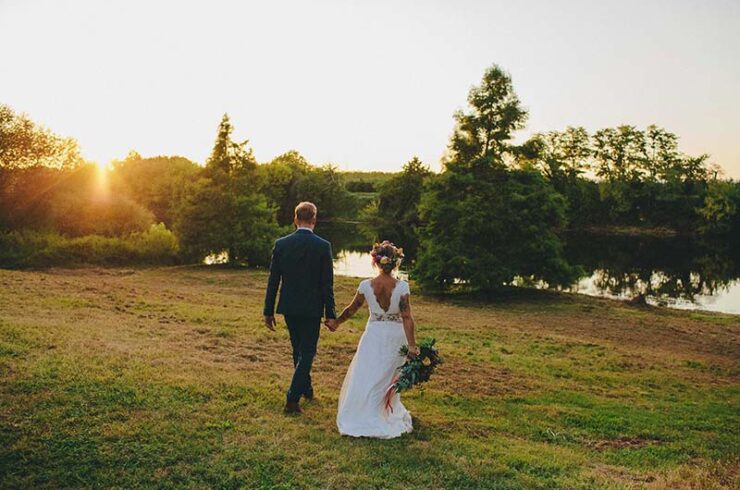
0, 267, 738, 489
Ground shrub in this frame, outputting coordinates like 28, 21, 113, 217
0, 224, 180, 268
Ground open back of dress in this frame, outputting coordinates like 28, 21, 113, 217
335, 278, 413, 438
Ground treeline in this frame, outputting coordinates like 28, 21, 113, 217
2, 63, 738, 293
0, 108, 358, 268
362, 65, 739, 291
518, 125, 732, 232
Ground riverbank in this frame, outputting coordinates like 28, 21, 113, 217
1, 266, 738, 488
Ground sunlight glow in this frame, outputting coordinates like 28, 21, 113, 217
93, 162, 110, 199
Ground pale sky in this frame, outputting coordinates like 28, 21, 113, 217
1, 0, 738, 176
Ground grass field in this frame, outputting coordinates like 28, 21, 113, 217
0, 267, 738, 489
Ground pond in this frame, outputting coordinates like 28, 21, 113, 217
317, 223, 740, 315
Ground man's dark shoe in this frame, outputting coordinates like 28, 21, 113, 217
303, 392, 314, 401
284, 401, 302, 414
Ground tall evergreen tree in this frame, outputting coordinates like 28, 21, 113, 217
176, 114, 280, 265
415, 65, 576, 291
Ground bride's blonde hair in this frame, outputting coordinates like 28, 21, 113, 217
370, 241, 404, 274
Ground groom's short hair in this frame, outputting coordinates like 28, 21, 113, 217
295, 201, 317, 223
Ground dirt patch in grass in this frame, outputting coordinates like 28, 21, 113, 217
585, 436, 661, 451
590, 463, 657, 485
429, 356, 532, 397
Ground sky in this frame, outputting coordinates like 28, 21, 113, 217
1, 0, 739, 176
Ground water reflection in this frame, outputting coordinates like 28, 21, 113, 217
315, 221, 372, 255
562, 232, 740, 306
571, 272, 740, 313
321, 222, 740, 314
204, 251, 228, 265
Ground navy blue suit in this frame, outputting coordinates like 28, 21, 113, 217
263, 228, 336, 402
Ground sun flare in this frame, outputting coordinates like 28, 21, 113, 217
93, 160, 111, 198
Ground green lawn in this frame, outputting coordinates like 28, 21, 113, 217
0, 267, 738, 489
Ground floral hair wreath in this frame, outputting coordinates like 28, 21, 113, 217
370, 240, 405, 268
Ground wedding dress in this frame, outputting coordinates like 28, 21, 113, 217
336, 278, 413, 438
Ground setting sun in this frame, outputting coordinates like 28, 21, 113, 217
93, 161, 110, 196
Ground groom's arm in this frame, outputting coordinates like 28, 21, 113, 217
321, 241, 336, 319
263, 242, 281, 317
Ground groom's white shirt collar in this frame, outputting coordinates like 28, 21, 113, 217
296, 226, 313, 233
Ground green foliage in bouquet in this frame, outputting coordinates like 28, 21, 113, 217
385, 338, 443, 412
394, 338, 443, 392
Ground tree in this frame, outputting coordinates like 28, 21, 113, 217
259, 151, 312, 225
698, 179, 740, 236
415, 64, 576, 291
259, 151, 357, 226
0, 106, 155, 237
517, 128, 603, 226
361, 156, 431, 255
0, 163, 153, 236
519, 127, 592, 182
447, 65, 527, 165
293, 164, 357, 222
175, 114, 280, 265
415, 164, 575, 291
110, 151, 200, 227
588, 125, 713, 227
0, 104, 81, 169
0, 104, 87, 232
592, 125, 647, 182
642, 125, 680, 182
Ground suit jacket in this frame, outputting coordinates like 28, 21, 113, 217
263, 228, 337, 319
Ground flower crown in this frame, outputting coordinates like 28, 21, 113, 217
370, 240, 404, 268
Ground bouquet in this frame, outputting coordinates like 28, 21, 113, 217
384, 337, 443, 412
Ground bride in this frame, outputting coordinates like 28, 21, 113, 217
327, 241, 418, 438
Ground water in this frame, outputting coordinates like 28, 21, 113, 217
321, 223, 740, 315
571, 273, 740, 313
335, 251, 740, 314
334, 250, 409, 281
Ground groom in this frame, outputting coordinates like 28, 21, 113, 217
263, 202, 337, 414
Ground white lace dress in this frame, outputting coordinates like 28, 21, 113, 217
336, 279, 413, 438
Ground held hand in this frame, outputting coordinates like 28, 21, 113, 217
264, 315, 276, 332
324, 319, 338, 332
406, 345, 420, 358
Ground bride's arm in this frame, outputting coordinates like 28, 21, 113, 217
399, 294, 418, 356
335, 291, 365, 327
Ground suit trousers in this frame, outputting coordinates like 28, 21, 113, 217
284, 315, 321, 403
